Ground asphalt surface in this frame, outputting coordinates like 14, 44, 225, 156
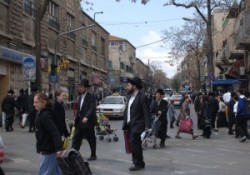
1, 105, 250, 175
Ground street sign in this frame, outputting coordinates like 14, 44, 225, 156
23, 56, 36, 81
49, 74, 59, 82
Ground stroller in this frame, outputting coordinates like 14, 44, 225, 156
95, 113, 119, 142
141, 114, 161, 149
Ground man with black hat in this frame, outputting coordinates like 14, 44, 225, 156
2, 89, 19, 132
72, 79, 97, 161
122, 77, 151, 171
150, 88, 169, 148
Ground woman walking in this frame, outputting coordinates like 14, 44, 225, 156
34, 93, 63, 175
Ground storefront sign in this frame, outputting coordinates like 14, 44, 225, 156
0, 46, 23, 64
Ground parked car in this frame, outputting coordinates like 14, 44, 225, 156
96, 95, 127, 119
169, 94, 183, 108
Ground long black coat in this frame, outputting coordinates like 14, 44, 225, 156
150, 99, 168, 122
2, 95, 19, 114
122, 91, 151, 134
74, 92, 97, 129
52, 101, 70, 137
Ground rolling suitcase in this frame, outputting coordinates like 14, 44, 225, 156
57, 148, 92, 175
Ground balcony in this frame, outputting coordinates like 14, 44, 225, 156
224, 44, 244, 60
235, 10, 250, 49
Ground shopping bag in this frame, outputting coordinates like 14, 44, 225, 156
0, 136, 4, 164
123, 130, 131, 154
21, 113, 28, 128
69, 124, 75, 140
1, 112, 5, 128
179, 118, 193, 134
63, 138, 71, 150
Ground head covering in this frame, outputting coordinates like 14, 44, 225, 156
8, 89, 14, 94
127, 77, 143, 89
31, 86, 39, 93
155, 88, 164, 95
79, 79, 91, 87
19, 88, 24, 93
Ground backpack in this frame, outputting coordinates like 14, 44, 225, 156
238, 98, 250, 116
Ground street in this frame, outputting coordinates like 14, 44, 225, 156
1, 105, 250, 175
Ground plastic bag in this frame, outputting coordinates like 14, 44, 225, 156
21, 113, 28, 128
0, 136, 4, 164
63, 138, 71, 150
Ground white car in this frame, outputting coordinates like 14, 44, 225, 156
97, 95, 127, 119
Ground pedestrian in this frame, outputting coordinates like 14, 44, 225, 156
52, 89, 70, 138
216, 97, 227, 129
194, 93, 202, 129
1, 89, 19, 132
71, 79, 97, 161
16, 89, 27, 125
168, 100, 176, 129
228, 92, 236, 135
208, 92, 219, 131
150, 88, 169, 147
33, 93, 63, 175
122, 77, 151, 171
25, 87, 38, 132
175, 95, 198, 139
235, 90, 250, 142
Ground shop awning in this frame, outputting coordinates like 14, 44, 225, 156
211, 79, 240, 85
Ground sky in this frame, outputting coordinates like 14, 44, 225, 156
82, 0, 194, 78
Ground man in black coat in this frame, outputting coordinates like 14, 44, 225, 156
72, 79, 97, 161
150, 89, 169, 147
122, 77, 151, 171
2, 89, 19, 132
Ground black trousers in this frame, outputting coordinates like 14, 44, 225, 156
235, 116, 250, 138
158, 121, 167, 143
72, 126, 96, 157
129, 131, 145, 167
5, 114, 14, 131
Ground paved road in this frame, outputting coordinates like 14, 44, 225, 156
1, 105, 250, 175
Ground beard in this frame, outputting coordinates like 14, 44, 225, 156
127, 88, 134, 95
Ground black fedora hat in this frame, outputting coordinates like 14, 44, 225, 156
127, 77, 143, 89
79, 79, 91, 87
155, 88, 164, 95
8, 89, 14, 94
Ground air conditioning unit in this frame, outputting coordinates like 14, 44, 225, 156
218, 74, 226, 80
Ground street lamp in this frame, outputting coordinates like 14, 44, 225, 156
50, 11, 103, 97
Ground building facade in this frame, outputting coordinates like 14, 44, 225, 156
0, 0, 109, 108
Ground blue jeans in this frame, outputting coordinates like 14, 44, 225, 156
39, 153, 62, 175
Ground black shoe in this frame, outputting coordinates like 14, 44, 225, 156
87, 156, 97, 161
129, 165, 145, 171
166, 135, 171, 139
159, 143, 165, 148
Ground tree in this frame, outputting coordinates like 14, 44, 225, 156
34, 0, 49, 91
162, 16, 206, 90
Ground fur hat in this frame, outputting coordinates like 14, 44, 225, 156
8, 89, 14, 94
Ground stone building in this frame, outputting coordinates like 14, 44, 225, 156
0, 0, 109, 109
108, 35, 136, 95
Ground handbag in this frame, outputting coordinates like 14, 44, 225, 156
63, 138, 71, 150
123, 130, 131, 154
179, 118, 193, 134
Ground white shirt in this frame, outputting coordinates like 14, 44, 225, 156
80, 92, 87, 110
127, 90, 139, 123
223, 92, 231, 103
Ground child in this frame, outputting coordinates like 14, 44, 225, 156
168, 100, 176, 128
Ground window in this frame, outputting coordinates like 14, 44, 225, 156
23, 0, 35, 17
67, 13, 75, 39
91, 32, 96, 46
48, 1, 59, 30
120, 62, 124, 70
119, 41, 125, 51
108, 60, 112, 69
101, 38, 105, 55
81, 23, 87, 46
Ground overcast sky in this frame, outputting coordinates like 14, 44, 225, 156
82, 0, 194, 78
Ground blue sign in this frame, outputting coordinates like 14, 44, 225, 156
49, 74, 59, 82
0, 46, 23, 64
23, 57, 36, 80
